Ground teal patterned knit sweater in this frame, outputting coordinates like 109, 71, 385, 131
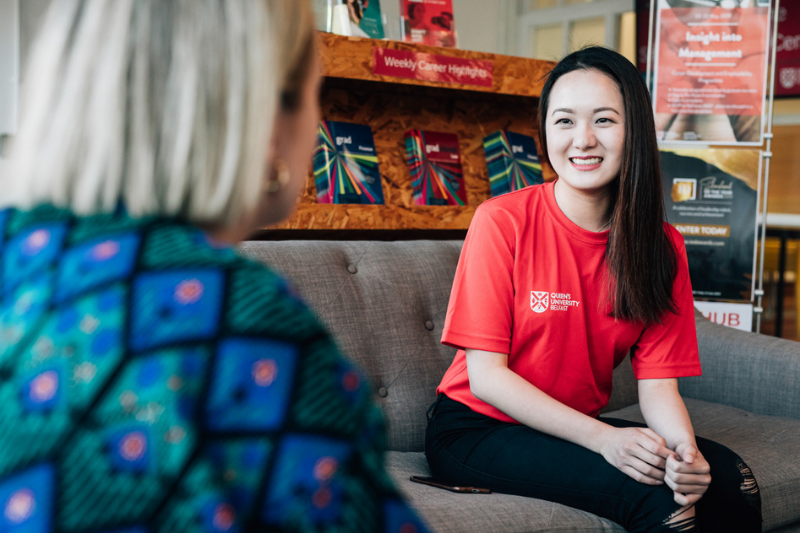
0, 205, 428, 533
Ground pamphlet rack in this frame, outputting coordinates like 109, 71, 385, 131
267, 32, 556, 235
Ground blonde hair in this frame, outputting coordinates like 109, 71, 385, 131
2, 0, 315, 227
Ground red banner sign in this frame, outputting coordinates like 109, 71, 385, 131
373, 48, 493, 88
776, 3, 800, 97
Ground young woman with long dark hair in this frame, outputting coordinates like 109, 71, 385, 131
425, 46, 762, 532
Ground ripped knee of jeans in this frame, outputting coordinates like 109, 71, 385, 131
663, 505, 696, 531
737, 459, 762, 513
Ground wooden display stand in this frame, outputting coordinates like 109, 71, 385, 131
266, 33, 556, 237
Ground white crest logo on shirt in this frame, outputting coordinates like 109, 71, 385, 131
531, 291, 549, 313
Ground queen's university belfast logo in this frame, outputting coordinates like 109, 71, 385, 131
531, 291, 549, 313
531, 291, 580, 312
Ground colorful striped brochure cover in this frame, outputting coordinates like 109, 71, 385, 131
314, 121, 385, 205
483, 130, 543, 197
404, 129, 467, 206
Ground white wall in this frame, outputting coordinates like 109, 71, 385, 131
452, 0, 517, 56
18, 0, 51, 85
0, 0, 19, 138
0, 0, 50, 168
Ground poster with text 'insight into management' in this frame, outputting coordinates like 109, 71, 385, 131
652, 0, 771, 146
638, 2, 800, 98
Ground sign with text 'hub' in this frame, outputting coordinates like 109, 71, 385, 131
694, 301, 753, 332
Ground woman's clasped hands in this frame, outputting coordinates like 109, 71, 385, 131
598, 426, 711, 505
666, 442, 712, 506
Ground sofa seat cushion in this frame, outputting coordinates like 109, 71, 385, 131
606, 398, 800, 532
386, 452, 625, 533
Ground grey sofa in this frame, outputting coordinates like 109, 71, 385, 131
240, 239, 800, 532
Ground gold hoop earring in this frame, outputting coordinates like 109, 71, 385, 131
265, 159, 291, 194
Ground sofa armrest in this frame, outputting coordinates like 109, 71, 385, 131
679, 314, 800, 421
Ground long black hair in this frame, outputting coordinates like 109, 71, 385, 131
537, 46, 677, 324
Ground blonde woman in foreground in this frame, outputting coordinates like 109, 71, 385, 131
0, 1, 428, 532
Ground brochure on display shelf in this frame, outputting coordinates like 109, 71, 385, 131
400, 0, 456, 48
347, 0, 385, 39
404, 129, 466, 206
483, 131, 544, 198
313, 121, 385, 205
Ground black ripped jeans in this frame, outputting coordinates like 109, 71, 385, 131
425, 395, 762, 533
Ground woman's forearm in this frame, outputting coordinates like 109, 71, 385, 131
466, 349, 612, 454
638, 378, 696, 450
467, 350, 676, 486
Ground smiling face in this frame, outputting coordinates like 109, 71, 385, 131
545, 68, 625, 199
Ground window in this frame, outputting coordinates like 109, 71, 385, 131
518, 0, 636, 63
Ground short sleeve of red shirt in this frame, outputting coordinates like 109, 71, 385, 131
441, 205, 515, 354
630, 226, 702, 380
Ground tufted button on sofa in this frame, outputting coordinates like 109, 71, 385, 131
240, 240, 800, 533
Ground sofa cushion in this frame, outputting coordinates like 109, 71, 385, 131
682, 313, 800, 421
386, 452, 625, 533
239, 240, 464, 452
607, 398, 800, 532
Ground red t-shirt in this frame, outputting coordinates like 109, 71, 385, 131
438, 181, 701, 423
